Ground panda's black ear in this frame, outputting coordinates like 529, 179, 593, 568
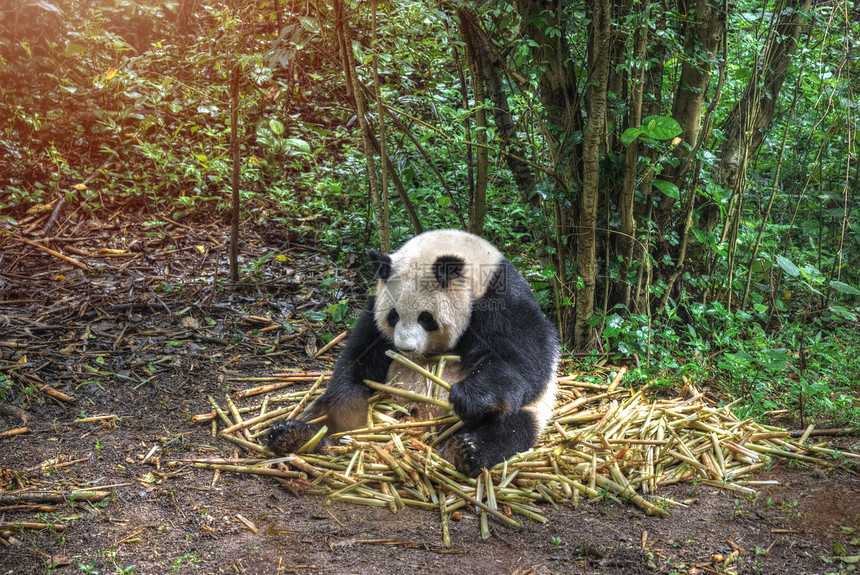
433, 255, 465, 288
367, 249, 393, 281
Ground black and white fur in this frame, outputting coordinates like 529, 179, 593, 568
266, 229, 559, 477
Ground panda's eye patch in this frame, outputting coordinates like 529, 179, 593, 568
386, 309, 400, 328
418, 311, 439, 332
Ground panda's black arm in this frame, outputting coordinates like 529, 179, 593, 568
300, 296, 395, 429
449, 269, 558, 422
330, 296, 396, 386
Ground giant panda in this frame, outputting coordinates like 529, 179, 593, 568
266, 229, 559, 478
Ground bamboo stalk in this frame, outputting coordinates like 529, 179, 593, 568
744, 443, 831, 466
297, 426, 328, 454
797, 423, 816, 445
385, 351, 452, 391
329, 416, 459, 439
593, 475, 670, 517
208, 396, 233, 428
220, 406, 293, 434
232, 373, 331, 399
364, 380, 452, 409
438, 489, 451, 547
219, 432, 269, 454
287, 374, 328, 420
475, 474, 489, 539
788, 442, 860, 460
314, 331, 347, 359
430, 420, 466, 448
431, 472, 522, 529
191, 462, 306, 479
607, 366, 627, 392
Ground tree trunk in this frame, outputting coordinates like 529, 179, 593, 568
606, 0, 631, 152
174, 0, 199, 37
654, 0, 723, 235
719, 0, 812, 191
515, 0, 585, 341
718, 0, 812, 310
457, 8, 536, 202
229, 64, 240, 283
371, 2, 390, 250
573, 0, 611, 350
452, 43, 475, 218
618, 1, 649, 310
458, 14, 488, 236
364, 114, 424, 235
515, 1, 583, 174
336, 0, 388, 251
631, 17, 666, 315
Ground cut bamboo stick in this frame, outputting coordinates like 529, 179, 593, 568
0, 427, 30, 440
385, 350, 452, 391
364, 380, 452, 409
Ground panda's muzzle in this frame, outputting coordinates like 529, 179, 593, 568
393, 323, 427, 355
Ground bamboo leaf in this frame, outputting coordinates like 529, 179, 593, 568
640, 115, 682, 140
829, 280, 860, 295
775, 255, 800, 277
620, 127, 642, 147
651, 179, 679, 200
829, 305, 857, 321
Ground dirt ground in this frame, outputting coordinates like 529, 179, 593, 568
1, 216, 859, 575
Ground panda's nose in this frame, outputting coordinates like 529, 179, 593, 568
393, 324, 424, 355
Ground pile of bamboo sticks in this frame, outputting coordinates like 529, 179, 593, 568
183, 355, 858, 542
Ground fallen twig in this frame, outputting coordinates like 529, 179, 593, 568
0, 522, 65, 533
10, 234, 87, 270
0, 490, 110, 504
36, 384, 75, 403
0, 427, 30, 440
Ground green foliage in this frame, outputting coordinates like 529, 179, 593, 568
620, 115, 682, 146
0, 373, 11, 401
0, 0, 347, 220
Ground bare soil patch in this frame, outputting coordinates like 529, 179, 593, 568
1, 215, 858, 574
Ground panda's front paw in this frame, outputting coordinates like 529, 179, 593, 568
265, 419, 322, 455
448, 385, 495, 421
440, 432, 483, 478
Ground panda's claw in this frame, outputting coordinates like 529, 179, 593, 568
265, 419, 323, 455
441, 432, 484, 478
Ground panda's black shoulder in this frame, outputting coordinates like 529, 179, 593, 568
458, 257, 557, 353
452, 256, 557, 402
485, 258, 545, 310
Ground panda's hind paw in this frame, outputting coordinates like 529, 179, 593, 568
265, 419, 322, 455
441, 432, 483, 478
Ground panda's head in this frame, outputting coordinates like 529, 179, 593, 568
367, 230, 502, 357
